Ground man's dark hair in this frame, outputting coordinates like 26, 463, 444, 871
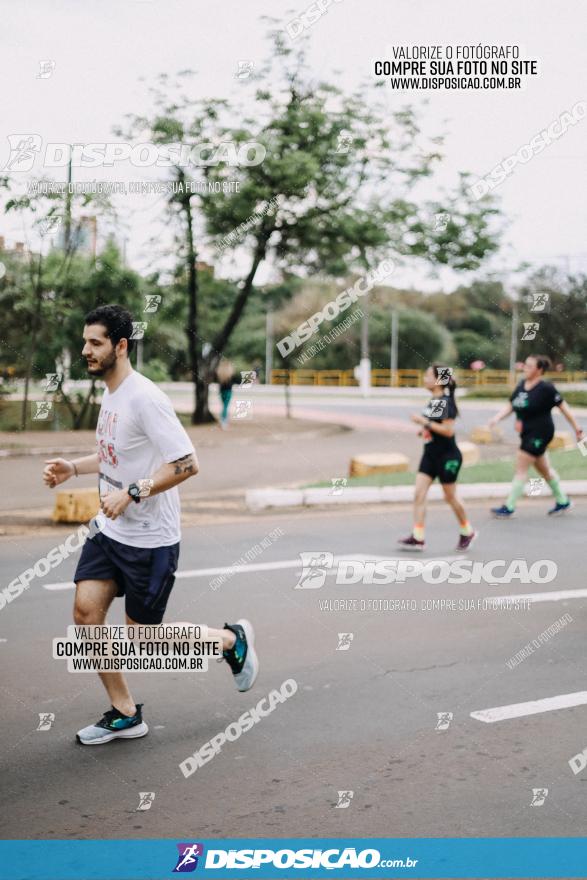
84, 304, 135, 355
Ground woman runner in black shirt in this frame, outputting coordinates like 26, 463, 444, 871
489, 355, 583, 517
398, 364, 477, 552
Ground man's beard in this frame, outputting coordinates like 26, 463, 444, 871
86, 349, 117, 377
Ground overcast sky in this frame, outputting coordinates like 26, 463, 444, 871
1, 0, 585, 291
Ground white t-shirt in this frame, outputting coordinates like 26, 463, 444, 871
95, 371, 195, 548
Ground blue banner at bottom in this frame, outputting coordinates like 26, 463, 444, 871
0, 837, 585, 880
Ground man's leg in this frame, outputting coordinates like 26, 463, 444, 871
124, 614, 258, 692
74, 579, 136, 716
125, 614, 236, 651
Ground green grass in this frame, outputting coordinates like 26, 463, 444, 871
0, 400, 100, 432
556, 390, 587, 407
305, 448, 587, 488
464, 387, 511, 400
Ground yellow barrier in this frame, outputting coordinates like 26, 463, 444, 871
271, 369, 587, 388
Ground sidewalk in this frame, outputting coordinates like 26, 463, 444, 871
246, 480, 587, 510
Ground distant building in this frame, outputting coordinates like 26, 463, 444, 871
0, 236, 29, 258
56, 215, 97, 256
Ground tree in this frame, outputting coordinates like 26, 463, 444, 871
517, 268, 587, 369
119, 27, 501, 422
396, 309, 454, 368
0, 175, 111, 428
452, 329, 505, 369
0, 174, 148, 428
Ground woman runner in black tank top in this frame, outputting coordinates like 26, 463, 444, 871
398, 364, 477, 553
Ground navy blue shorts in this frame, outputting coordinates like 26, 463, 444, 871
73, 532, 180, 624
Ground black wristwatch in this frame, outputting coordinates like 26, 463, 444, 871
127, 483, 141, 503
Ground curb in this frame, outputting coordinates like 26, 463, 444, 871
0, 446, 91, 459
245, 480, 587, 511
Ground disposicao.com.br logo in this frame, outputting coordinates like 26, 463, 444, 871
195, 846, 417, 870
294, 552, 557, 587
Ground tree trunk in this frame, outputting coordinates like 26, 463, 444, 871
179, 186, 214, 424
20, 308, 41, 431
193, 232, 270, 420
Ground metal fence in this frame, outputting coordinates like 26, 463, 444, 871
270, 369, 587, 387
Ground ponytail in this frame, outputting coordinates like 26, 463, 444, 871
432, 364, 458, 416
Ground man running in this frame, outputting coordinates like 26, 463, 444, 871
43, 304, 258, 745
489, 354, 584, 517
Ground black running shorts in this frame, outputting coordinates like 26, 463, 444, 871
520, 428, 554, 458
418, 448, 463, 484
73, 532, 180, 624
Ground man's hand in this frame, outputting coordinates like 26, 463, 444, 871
43, 458, 74, 488
411, 414, 427, 426
100, 489, 133, 520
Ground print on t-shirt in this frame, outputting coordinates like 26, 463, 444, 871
97, 408, 119, 468
93, 371, 195, 548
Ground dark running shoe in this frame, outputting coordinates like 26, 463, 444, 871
222, 619, 259, 692
76, 704, 148, 745
457, 530, 478, 551
548, 500, 572, 516
491, 505, 515, 518
397, 535, 425, 552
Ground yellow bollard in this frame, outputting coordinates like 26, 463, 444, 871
52, 488, 100, 524
470, 425, 502, 444
549, 431, 574, 451
349, 453, 409, 478
458, 441, 480, 467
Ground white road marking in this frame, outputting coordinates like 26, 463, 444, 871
41, 554, 463, 591
488, 588, 587, 604
471, 691, 587, 723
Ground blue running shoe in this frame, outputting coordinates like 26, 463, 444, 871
222, 619, 259, 692
491, 505, 515, 518
76, 704, 148, 745
548, 500, 572, 516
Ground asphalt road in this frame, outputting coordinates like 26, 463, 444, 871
2, 501, 587, 840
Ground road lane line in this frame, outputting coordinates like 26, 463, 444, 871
41, 553, 463, 591
471, 691, 587, 723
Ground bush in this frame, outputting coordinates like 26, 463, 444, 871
140, 358, 172, 383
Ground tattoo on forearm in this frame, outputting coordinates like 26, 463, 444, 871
172, 453, 196, 475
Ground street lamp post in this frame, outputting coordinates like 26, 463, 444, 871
390, 309, 399, 386
358, 302, 371, 396
509, 295, 519, 386
265, 309, 274, 386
